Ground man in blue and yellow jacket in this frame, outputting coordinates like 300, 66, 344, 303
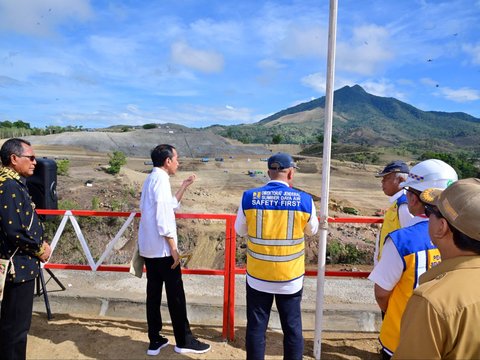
235, 153, 319, 360
369, 159, 458, 359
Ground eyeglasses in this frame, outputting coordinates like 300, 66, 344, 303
16, 154, 36, 161
424, 204, 443, 218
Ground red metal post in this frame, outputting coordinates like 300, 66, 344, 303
222, 218, 232, 340
226, 216, 237, 341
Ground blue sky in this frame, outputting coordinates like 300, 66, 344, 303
0, 0, 479, 129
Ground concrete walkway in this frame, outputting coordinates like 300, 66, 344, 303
33, 269, 381, 333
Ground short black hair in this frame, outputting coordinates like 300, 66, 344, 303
452, 226, 480, 255
151, 144, 176, 167
0, 138, 31, 166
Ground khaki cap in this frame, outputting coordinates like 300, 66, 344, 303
420, 178, 480, 241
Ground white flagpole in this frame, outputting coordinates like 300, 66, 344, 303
314, 0, 338, 358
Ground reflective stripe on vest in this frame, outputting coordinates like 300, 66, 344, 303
247, 248, 305, 262
248, 235, 305, 246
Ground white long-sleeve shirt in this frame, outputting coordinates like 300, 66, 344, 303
138, 167, 180, 258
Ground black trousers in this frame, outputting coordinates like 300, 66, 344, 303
246, 284, 304, 360
0, 279, 36, 360
382, 349, 392, 360
144, 256, 193, 347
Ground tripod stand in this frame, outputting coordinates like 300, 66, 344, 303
35, 266, 66, 320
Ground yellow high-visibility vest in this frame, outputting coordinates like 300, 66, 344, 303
241, 182, 313, 282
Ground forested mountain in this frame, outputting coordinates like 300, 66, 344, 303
211, 85, 480, 153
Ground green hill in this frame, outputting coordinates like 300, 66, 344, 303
210, 85, 480, 153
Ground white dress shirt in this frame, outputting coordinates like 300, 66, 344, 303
138, 167, 180, 258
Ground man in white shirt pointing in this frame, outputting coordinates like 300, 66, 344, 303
138, 144, 210, 356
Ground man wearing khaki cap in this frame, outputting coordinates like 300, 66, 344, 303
394, 178, 480, 359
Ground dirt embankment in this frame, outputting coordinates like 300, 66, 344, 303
36, 144, 384, 270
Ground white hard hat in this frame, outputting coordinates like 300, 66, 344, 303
400, 159, 458, 192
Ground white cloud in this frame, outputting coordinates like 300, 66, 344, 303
171, 41, 224, 73
254, 1, 328, 59
439, 87, 480, 102
420, 78, 438, 87
126, 104, 140, 113
280, 26, 327, 58
396, 78, 415, 87
0, 0, 92, 36
189, 19, 243, 47
0, 75, 23, 87
58, 110, 152, 127
181, 104, 259, 125
361, 79, 406, 100
301, 73, 326, 93
88, 36, 138, 57
462, 43, 480, 65
337, 25, 394, 75
5, 53, 72, 80
289, 97, 316, 107
301, 72, 357, 94
55, 103, 262, 128
153, 89, 199, 97
257, 59, 285, 70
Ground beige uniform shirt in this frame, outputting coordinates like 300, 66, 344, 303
394, 256, 480, 359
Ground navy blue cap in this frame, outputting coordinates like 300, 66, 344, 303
375, 160, 409, 177
268, 153, 298, 170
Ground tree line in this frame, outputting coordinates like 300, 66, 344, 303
0, 120, 85, 138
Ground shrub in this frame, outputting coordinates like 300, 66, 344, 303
343, 207, 359, 215
56, 159, 70, 176
58, 199, 81, 210
327, 239, 371, 264
272, 134, 283, 144
107, 151, 127, 175
91, 196, 100, 210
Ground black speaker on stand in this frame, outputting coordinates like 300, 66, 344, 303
26, 157, 64, 320
26, 157, 58, 220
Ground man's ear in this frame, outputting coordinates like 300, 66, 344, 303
430, 217, 452, 241
411, 193, 422, 207
287, 168, 294, 181
10, 154, 19, 167
438, 218, 453, 238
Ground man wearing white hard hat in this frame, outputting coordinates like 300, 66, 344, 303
368, 159, 458, 359
394, 178, 480, 359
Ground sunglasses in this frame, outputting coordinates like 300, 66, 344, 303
424, 204, 443, 218
17, 154, 36, 161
